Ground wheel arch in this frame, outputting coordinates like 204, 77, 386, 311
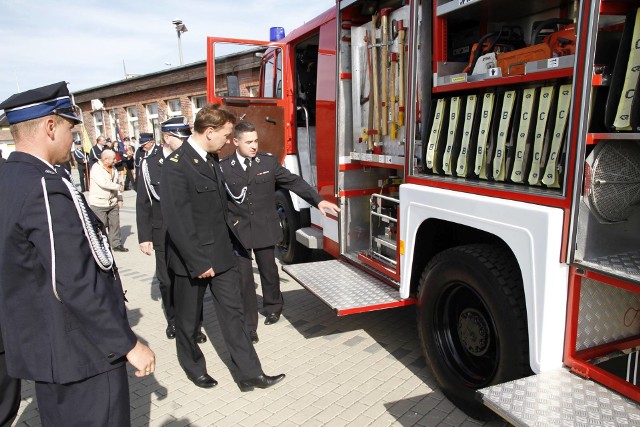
399, 184, 569, 374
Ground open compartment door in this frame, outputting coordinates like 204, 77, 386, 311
206, 37, 287, 162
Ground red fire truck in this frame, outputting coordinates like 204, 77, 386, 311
207, 0, 640, 423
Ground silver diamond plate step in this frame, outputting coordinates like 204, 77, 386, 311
282, 259, 415, 315
479, 368, 640, 427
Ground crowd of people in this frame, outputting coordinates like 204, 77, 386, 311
0, 81, 339, 425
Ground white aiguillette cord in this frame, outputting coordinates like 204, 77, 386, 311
42, 177, 115, 301
225, 183, 248, 204
142, 158, 160, 203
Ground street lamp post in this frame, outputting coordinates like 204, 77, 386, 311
172, 19, 188, 66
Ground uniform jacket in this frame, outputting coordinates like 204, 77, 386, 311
89, 161, 121, 207
220, 152, 323, 249
73, 148, 87, 166
0, 152, 137, 384
136, 146, 165, 249
160, 142, 248, 278
89, 144, 104, 166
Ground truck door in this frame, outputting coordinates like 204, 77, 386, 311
206, 38, 287, 162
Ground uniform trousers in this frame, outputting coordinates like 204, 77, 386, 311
241, 246, 283, 317
237, 255, 259, 332
155, 248, 175, 325
0, 351, 20, 427
90, 205, 123, 248
76, 164, 88, 193
35, 365, 129, 427
173, 265, 262, 382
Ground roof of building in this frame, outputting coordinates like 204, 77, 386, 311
73, 47, 265, 103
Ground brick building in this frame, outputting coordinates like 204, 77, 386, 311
73, 48, 262, 146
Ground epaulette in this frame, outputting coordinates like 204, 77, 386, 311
169, 152, 181, 163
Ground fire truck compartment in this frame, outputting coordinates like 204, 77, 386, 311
478, 368, 640, 427
282, 259, 415, 315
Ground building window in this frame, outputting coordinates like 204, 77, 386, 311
248, 86, 259, 97
93, 111, 105, 137
146, 103, 160, 140
127, 107, 139, 140
191, 95, 207, 120
167, 99, 182, 117
109, 109, 117, 139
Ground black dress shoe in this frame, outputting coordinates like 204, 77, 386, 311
113, 245, 129, 252
166, 324, 176, 339
196, 330, 207, 344
249, 330, 259, 344
191, 374, 217, 388
238, 373, 285, 392
264, 312, 281, 325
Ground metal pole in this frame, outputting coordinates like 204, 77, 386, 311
177, 30, 184, 66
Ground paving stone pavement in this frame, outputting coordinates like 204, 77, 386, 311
11, 174, 510, 427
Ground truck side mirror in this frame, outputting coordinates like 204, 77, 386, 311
227, 75, 240, 97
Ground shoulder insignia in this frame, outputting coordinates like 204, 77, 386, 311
230, 159, 236, 167
255, 157, 261, 164
169, 156, 179, 163
193, 158, 199, 164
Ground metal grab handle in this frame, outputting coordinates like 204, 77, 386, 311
296, 106, 316, 188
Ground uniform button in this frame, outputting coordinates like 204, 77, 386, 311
250, 212, 254, 215
248, 192, 252, 195
107, 353, 115, 359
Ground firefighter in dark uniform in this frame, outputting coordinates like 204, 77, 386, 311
72, 139, 88, 192
136, 116, 207, 343
0, 322, 20, 426
0, 150, 20, 426
0, 82, 155, 426
89, 135, 106, 167
161, 104, 284, 390
219, 121, 339, 342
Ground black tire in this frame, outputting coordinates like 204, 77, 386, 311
416, 244, 531, 420
275, 190, 310, 264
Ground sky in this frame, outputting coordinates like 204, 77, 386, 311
0, 0, 336, 103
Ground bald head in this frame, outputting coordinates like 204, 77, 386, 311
101, 149, 116, 161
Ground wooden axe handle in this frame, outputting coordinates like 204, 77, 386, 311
397, 19, 406, 127
371, 14, 381, 145
380, 8, 392, 137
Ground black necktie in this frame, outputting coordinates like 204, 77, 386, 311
206, 153, 218, 168
244, 158, 251, 173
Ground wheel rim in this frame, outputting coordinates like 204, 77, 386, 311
276, 202, 290, 255
433, 281, 498, 387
